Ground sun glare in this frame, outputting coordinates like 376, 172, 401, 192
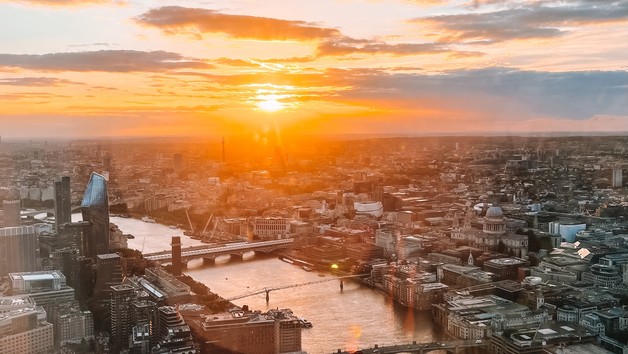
257, 98, 284, 112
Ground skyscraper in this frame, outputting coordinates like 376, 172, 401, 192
81, 172, 110, 258
54, 176, 71, 232
0, 225, 38, 276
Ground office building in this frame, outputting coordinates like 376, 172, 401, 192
54, 176, 71, 232
548, 222, 587, 243
0, 306, 54, 354
0, 225, 38, 276
81, 172, 110, 258
9, 270, 77, 347
2, 199, 21, 227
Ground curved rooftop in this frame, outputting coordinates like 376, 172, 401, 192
485, 205, 504, 219
81, 172, 108, 207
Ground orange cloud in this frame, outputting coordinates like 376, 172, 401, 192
0, 77, 84, 86
135, 6, 341, 41
2, 0, 124, 6
0, 50, 212, 72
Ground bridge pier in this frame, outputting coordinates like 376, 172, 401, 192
202, 257, 215, 266
340, 279, 344, 291
230, 253, 244, 262
265, 290, 270, 303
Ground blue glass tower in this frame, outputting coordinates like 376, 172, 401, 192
81, 172, 110, 258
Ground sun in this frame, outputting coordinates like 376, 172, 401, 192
257, 98, 284, 112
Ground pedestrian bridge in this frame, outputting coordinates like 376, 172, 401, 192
333, 339, 489, 354
144, 239, 294, 266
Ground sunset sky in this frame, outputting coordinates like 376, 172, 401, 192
0, 0, 627, 138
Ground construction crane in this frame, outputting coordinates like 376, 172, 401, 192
201, 213, 213, 235
184, 209, 194, 233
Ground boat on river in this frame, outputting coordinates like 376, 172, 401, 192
141, 216, 156, 223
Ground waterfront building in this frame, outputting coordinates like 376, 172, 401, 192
252, 217, 291, 239
188, 307, 301, 354
268, 309, 302, 353
54, 176, 71, 233
143, 267, 191, 298
0, 306, 54, 354
344, 242, 384, 261
0, 225, 38, 276
81, 172, 110, 258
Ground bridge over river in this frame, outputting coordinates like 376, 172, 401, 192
144, 239, 293, 266
333, 339, 489, 354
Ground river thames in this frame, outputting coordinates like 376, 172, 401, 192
76, 214, 440, 354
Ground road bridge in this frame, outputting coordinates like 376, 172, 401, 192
332, 339, 489, 354
144, 239, 294, 267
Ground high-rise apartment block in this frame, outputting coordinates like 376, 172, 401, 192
130, 300, 158, 354
110, 284, 136, 352
0, 225, 38, 276
612, 167, 623, 188
54, 176, 71, 232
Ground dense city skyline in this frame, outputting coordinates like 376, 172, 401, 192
0, 0, 627, 138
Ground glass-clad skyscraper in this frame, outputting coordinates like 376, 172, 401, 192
81, 172, 110, 258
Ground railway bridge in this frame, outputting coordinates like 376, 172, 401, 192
144, 239, 293, 267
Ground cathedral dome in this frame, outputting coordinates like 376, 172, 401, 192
485, 205, 503, 219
